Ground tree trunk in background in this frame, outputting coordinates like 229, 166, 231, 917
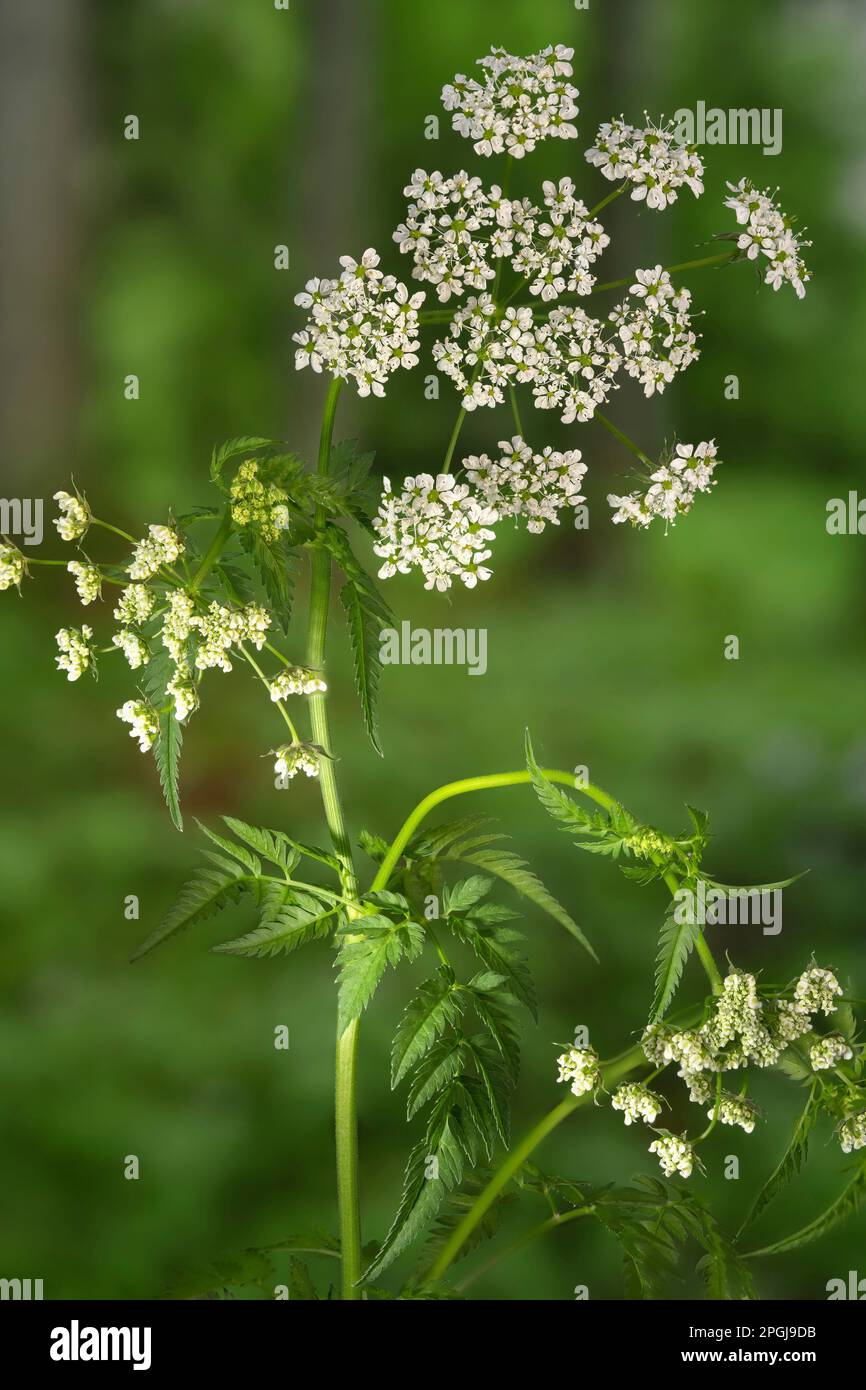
0, 0, 85, 487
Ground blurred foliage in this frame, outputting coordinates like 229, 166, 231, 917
1, 0, 865, 1299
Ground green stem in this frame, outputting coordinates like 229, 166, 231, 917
190, 508, 232, 593
428, 1041, 645, 1284
588, 181, 628, 217
591, 249, 738, 296
442, 407, 467, 475
508, 385, 524, 439
456, 1204, 595, 1291
594, 410, 655, 469
306, 375, 363, 1301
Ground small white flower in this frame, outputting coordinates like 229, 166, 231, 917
274, 742, 320, 782
585, 116, 704, 209
269, 667, 327, 700
649, 1131, 694, 1179
67, 561, 102, 606
112, 629, 150, 670
611, 1082, 662, 1126
128, 525, 184, 581
54, 490, 91, 542
838, 1110, 866, 1155
373, 470, 498, 592
810, 1033, 854, 1071
724, 179, 810, 298
556, 1044, 600, 1097
609, 441, 719, 530
711, 1094, 760, 1134
114, 584, 156, 626
464, 435, 586, 533
794, 966, 843, 1018
443, 46, 579, 160
55, 625, 94, 681
0, 542, 25, 591
116, 699, 159, 753
166, 667, 199, 722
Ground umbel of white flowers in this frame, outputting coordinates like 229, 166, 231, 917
556, 964, 863, 1180
292, 44, 810, 589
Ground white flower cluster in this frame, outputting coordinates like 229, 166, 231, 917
724, 179, 811, 299
648, 1131, 694, 1179
442, 45, 579, 159
166, 669, 199, 722
463, 435, 586, 532
274, 743, 320, 782
116, 699, 159, 753
794, 966, 843, 1017
608, 441, 720, 530
712, 1094, 759, 1134
128, 525, 184, 582
432, 296, 536, 412
0, 543, 24, 591
585, 116, 704, 210
112, 629, 149, 670
54, 490, 90, 542
393, 170, 511, 303
611, 1082, 662, 1127
55, 626, 94, 681
510, 179, 609, 301
609, 267, 700, 398
269, 667, 327, 700
293, 249, 424, 398
373, 472, 497, 592
189, 601, 271, 673
115, 584, 156, 626
839, 1111, 866, 1155
67, 561, 101, 606
556, 1043, 600, 1097
230, 460, 289, 543
810, 1033, 853, 1071
394, 172, 608, 307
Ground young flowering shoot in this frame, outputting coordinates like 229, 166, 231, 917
128, 524, 184, 581
794, 966, 843, 1017
393, 169, 511, 303
67, 561, 102, 606
585, 116, 704, 210
648, 1130, 694, 1179
442, 45, 579, 159
463, 436, 586, 533
162, 590, 195, 663
611, 1082, 662, 1126
682, 1071, 715, 1105
711, 1094, 760, 1134
773, 999, 814, 1046
293, 249, 424, 398
53, 489, 91, 542
838, 1111, 866, 1155
114, 583, 155, 626
372, 472, 497, 592
608, 441, 720, 530
273, 742, 321, 782
810, 1033, 854, 1071
0, 542, 25, 591
556, 1043, 600, 1097
112, 629, 150, 670
55, 625, 95, 682
269, 667, 327, 700
724, 179, 811, 299
116, 699, 159, 753
230, 460, 290, 542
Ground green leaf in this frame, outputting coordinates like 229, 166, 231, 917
288, 1258, 319, 1301
214, 890, 339, 959
220, 817, 299, 876
336, 917, 425, 1033
240, 531, 295, 632
449, 914, 536, 1020
195, 818, 261, 876
340, 581, 385, 757
210, 436, 277, 491
737, 1086, 820, 1239
466, 983, 521, 1079
447, 845, 598, 962
391, 967, 465, 1089
153, 707, 184, 832
466, 1033, 513, 1146
744, 1160, 866, 1259
163, 1247, 275, 1299
406, 1037, 467, 1119
650, 894, 701, 1023
131, 861, 248, 961
441, 876, 493, 916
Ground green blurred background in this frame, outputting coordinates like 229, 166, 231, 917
1, 0, 864, 1300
